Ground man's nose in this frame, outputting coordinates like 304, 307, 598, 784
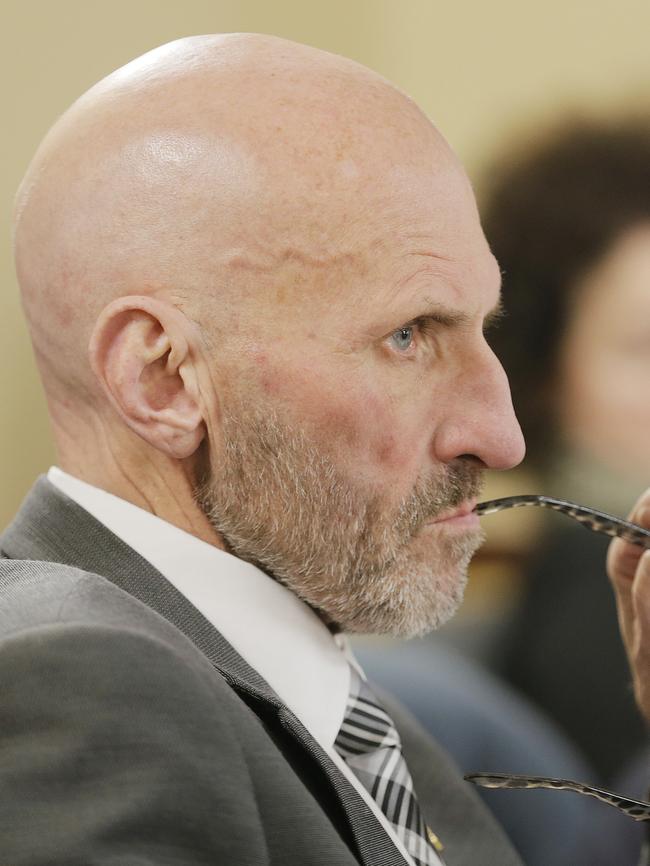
433, 347, 526, 470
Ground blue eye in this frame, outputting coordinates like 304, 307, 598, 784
391, 326, 414, 352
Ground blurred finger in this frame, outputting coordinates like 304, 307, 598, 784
608, 489, 650, 656
607, 490, 650, 584
629, 550, 650, 719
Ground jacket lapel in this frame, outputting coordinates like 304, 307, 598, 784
1, 477, 408, 866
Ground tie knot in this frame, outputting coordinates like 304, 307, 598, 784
333, 664, 444, 865
335, 665, 402, 758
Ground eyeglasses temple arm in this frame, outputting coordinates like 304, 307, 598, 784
465, 772, 650, 822
474, 495, 650, 550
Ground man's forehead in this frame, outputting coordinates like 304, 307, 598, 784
243, 210, 500, 328
362, 233, 502, 316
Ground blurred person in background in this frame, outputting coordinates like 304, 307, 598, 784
480, 117, 650, 782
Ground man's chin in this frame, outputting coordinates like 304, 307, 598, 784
391, 528, 484, 637
412, 521, 485, 562
335, 550, 475, 639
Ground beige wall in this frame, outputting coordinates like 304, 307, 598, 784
2, 0, 649, 527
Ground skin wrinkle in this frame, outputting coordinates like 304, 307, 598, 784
13, 33, 525, 636
224, 245, 367, 276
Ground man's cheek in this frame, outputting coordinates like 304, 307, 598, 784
251, 351, 425, 478
315, 390, 425, 484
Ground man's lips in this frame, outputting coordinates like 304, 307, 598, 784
426, 499, 479, 527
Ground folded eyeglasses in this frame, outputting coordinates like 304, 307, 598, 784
466, 494, 650, 822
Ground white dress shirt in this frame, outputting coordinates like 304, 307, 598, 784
48, 467, 441, 866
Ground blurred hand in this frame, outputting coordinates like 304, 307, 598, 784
607, 487, 650, 724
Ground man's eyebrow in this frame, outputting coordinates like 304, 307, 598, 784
412, 299, 505, 329
484, 300, 505, 330
413, 301, 469, 326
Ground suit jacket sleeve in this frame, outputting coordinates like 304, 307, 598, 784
0, 622, 269, 865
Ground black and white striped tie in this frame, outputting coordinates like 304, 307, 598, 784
334, 665, 444, 866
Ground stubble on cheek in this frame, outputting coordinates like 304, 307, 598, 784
200, 346, 485, 636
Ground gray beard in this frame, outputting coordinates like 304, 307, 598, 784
195, 405, 484, 637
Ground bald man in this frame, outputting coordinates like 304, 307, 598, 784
1, 32, 550, 866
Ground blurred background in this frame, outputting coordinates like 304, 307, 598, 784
3, 2, 650, 864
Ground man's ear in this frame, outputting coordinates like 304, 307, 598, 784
89, 296, 206, 459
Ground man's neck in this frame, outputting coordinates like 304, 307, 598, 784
56, 448, 225, 550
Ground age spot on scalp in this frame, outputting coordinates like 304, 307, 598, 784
55, 301, 75, 327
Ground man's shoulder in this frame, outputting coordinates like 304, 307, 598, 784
0, 557, 212, 674
0, 556, 252, 732
1, 557, 151, 630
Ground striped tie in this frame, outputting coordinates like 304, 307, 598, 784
334, 666, 445, 866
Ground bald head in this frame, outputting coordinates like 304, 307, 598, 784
12, 34, 525, 630
14, 34, 459, 406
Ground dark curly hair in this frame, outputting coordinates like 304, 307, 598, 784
480, 116, 650, 467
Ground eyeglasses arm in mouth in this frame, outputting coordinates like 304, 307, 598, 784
474, 494, 650, 550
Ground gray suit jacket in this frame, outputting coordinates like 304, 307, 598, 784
0, 477, 523, 866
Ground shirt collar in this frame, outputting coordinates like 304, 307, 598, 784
47, 466, 352, 749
